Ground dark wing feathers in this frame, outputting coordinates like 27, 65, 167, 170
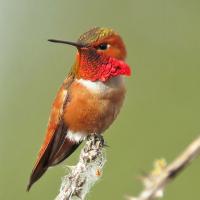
27, 75, 79, 191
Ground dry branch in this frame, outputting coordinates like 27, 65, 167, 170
128, 135, 200, 200
55, 134, 106, 200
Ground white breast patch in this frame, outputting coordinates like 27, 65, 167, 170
76, 76, 124, 93
66, 130, 86, 143
76, 79, 109, 93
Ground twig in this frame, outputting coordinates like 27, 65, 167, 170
55, 134, 106, 200
127, 135, 200, 200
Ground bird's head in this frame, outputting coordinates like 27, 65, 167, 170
49, 27, 131, 82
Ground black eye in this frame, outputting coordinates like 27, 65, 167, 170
97, 43, 109, 50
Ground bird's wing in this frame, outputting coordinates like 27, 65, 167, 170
27, 74, 80, 191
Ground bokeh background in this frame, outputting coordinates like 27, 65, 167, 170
1, 0, 200, 199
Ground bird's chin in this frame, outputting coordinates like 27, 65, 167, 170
100, 66, 131, 82
113, 63, 131, 77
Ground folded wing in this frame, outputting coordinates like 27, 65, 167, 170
27, 75, 80, 191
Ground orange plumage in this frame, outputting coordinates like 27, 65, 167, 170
27, 27, 131, 191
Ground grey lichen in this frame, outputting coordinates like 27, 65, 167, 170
55, 134, 106, 200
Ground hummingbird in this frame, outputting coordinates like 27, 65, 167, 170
27, 27, 131, 191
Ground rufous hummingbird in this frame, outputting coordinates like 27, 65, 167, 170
27, 27, 131, 191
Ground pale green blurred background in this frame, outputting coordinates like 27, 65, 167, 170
1, 0, 200, 199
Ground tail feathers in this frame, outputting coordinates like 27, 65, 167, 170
27, 134, 81, 191
26, 139, 53, 191
27, 166, 47, 191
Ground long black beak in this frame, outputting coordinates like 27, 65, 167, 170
48, 39, 85, 48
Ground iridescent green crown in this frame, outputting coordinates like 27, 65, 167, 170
77, 27, 117, 45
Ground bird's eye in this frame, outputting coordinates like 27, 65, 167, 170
97, 43, 110, 50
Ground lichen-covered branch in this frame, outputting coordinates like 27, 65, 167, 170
127, 135, 200, 200
55, 134, 106, 200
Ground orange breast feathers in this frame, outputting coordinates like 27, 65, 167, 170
63, 79, 126, 134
